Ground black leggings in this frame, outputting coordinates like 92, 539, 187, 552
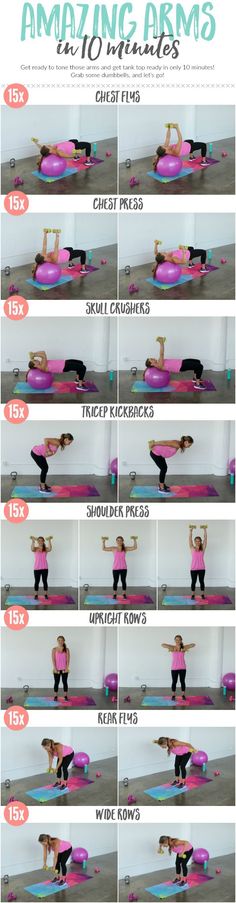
171, 669, 186, 692
188, 246, 207, 265
113, 569, 127, 592
31, 450, 48, 483
55, 847, 72, 878
180, 359, 203, 380
64, 246, 86, 265
175, 752, 191, 778
191, 569, 205, 592
69, 138, 91, 157
150, 450, 167, 484
176, 848, 193, 878
54, 671, 68, 694
34, 569, 48, 592
57, 752, 74, 781
186, 138, 207, 157
63, 359, 86, 379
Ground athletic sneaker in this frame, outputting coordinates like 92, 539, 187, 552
53, 782, 61, 787
75, 384, 89, 391
51, 877, 60, 884
200, 267, 207, 273
200, 160, 210, 166
193, 382, 206, 390
158, 485, 171, 493
179, 881, 187, 887
182, 694, 186, 700
57, 880, 66, 886
172, 878, 181, 884
84, 160, 95, 167
39, 486, 52, 493
80, 269, 89, 275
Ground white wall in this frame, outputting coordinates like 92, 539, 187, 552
1, 105, 117, 162
119, 626, 234, 688
1, 520, 78, 588
2, 318, 117, 373
119, 823, 235, 878
158, 520, 235, 588
2, 420, 116, 477
2, 725, 117, 782
119, 213, 235, 269
2, 625, 117, 689
2, 212, 117, 269
119, 317, 235, 371
119, 105, 235, 161
119, 420, 232, 476
2, 822, 117, 877
80, 521, 157, 587
118, 726, 235, 781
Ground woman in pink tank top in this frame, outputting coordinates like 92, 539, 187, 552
101, 534, 138, 600
41, 737, 74, 788
154, 736, 197, 786
162, 634, 196, 701
189, 524, 208, 599
52, 636, 70, 702
148, 434, 193, 493
27, 350, 87, 389
158, 835, 193, 886
30, 534, 53, 600
38, 834, 72, 885
144, 336, 204, 389
30, 433, 74, 493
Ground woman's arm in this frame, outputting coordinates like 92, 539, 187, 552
66, 648, 70, 670
42, 845, 48, 867
52, 841, 60, 869
149, 439, 180, 449
29, 351, 48, 371
55, 744, 63, 769
161, 643, 174, 651
188, 527, 194, 550
183, 643, 196, 651
202, 526, 208, 551
101, 536, 115, 552
52, 647, 57, 671
169, 123, 182, 156
125, 536, 138, 551
45, 537, 53, 552
30, 536, 37, 551
44, 438, 60, 455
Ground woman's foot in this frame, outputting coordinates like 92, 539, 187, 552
53, 782, 61, 787
64, 695, 68, 701
200, 266, 206, 273
200, 159, 210, 167
193, 381, 206, 390
172, 878, 181, 884
171, 695, 176, 701
44, 594, 48, 599
85, 159, 94, 167
80, 267, 89, 275
182, 694, 186, 700
201, 593, 205, 599
39, 485, 52, 493
113, 594, 117, 599
159, 483, 171, 493
171, 780, 180, 785
54, 695, 58, 701
191, 594, 195, 600
179, 880, 187, 887
123, 594, 127, 600
58, 879, 66, 886
51, 877, 60, 884
34, 594, 38, 600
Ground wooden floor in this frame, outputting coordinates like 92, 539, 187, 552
1, 687, 118, 711
80, 584, 157, 610
119, 853, 235, 902
1, 370, 118, 406
2, 244, 117, 301
119, 474, 235, 504
119, 138, 235, 195
1, 585, 78, 611
1, 852, 117, 903
1, 757, 117, 807
1, 474, 117, 504
119, 245, 235, 301
1, 138, 118, 196
118, 370, 235, 405
118, 686, 235, 711
118, 755, 235, 807
158, 585, 235, 610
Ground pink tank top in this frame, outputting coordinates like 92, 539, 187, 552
152, 444, 177, 458
170, 745, 189, 756
62, 745, 73, 757
47, 360, 65, 373
59, 840, 71, 853
191, 549, 205, 569
32, 442, 58, 457
34, 550, 48, 569
171, 650, 186, 669
113, 549, 127, 569
172, 842, 192, 854
55, 650, 67, 670
164, 359, 182, 373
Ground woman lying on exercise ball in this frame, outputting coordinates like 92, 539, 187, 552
152, 240, 207, 277
144, 336, 205, 390
153, 123, 209, 169
27, 351, 87, 390
32, 135, 94, 169
32, 229, 88, 281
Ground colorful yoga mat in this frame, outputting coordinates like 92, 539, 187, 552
11, 485, 100, 499
5, 594, 75, 606
144, 774, 212, 801
61, 264, 99, 277
26, 275, 73, 291
26, 774, 93, 802
141, 695, 214, 707
145, 872, 213, 899
162, 594, 232, 606
146, 275, 192, 290
130, 485, 219, 499
25, 873, 92, 898
24, 695, 96, 708
84, 594, 153, 605
131, 379, 216, 393
14, 380, 98, 394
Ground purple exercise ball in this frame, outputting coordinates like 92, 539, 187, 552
222, 672, 235, 690
191, 750, 208, 766
145, 367, 170, 389
155, 261, 181, 285
35, 262, 61, 285
27, 369, 53, 389
193, 848, 209, 864
72, 847, 88, 863
73, 752, 90, 768
157, 155, 182, 178
41, 154, 67, 177
229, 458, 235, 475
105, 672, 118, 691
110, 457, 118, 476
